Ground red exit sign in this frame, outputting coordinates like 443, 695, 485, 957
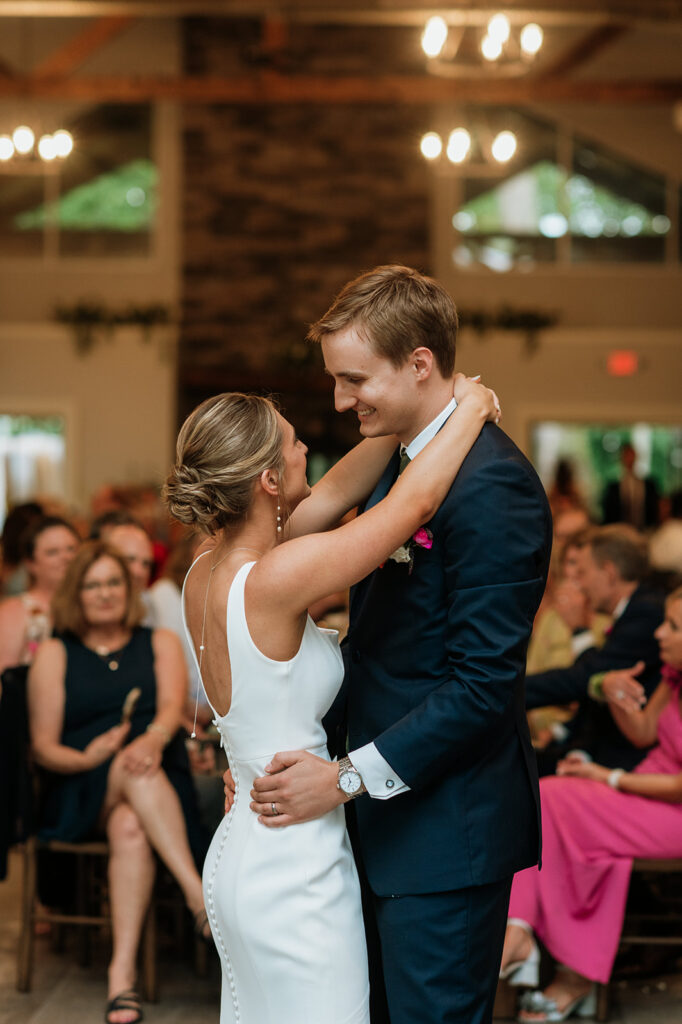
607, 350, 639, 377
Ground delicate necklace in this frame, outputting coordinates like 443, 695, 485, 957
93, 637, 128, 671
190, 546, 263, 738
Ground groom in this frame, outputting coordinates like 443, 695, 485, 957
250, 265, 552, 1023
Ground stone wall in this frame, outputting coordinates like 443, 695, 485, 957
180, 17, 431, 440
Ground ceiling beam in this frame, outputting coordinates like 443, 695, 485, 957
33, 16, 136, 78
0, 3, 681, 30
538, 23, 629, 79
0, 71, 680, 104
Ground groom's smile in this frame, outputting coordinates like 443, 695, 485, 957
320, 326, 437, 443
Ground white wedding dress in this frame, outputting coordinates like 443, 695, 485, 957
184, 558, 370, 1024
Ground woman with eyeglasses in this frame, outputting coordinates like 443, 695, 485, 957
28, 541, 207, 1024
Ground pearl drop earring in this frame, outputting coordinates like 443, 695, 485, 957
276, 502, 282, 537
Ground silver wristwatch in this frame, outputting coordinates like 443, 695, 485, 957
337, 756, 365, 800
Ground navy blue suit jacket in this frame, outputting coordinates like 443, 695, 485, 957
337, 423, 552, 897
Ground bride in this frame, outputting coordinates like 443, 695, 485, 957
164, 378, 498, 1024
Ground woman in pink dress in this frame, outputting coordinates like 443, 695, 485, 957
499, 585, 682, 1023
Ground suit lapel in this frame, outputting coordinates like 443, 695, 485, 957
349, 447, 400, 618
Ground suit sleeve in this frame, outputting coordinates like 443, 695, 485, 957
373, 449, 551, 791
525, 602, 661, 709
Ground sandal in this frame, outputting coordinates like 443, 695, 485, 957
105, 989, 144, 1024
500, 919, 540, 988
517, 986, 596, 1022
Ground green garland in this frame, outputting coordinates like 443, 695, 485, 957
55, 301, 171, 354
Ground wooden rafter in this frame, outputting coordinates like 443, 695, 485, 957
33, 15, 136, 79
1, 2, 682, 23
0, 71, 679, 104
537, 23, 630, 79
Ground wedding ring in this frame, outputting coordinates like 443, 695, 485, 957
271, 802, 279, 816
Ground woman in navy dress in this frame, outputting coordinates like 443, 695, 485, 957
29, 541, 207, 1024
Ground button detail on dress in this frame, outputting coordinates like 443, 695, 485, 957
385, 779, 395, 789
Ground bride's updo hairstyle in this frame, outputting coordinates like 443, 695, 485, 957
164, 393, 284, 535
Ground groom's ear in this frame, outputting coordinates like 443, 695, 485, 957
411, 347, 434, 381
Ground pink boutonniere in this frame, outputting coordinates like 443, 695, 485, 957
385, 526, 433, 574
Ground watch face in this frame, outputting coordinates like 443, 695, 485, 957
339, 770, 361, 795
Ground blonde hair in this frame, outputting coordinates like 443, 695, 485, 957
52, 541, 143, 636
307, 265, 458, 377
163, 393, 285, 534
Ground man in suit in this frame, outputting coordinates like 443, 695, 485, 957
526, 524, 663, 772
602, 442, 659, 529
250, 266, 553, 1024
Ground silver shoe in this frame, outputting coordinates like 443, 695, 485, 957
499, 939, 540, 987
517, 986, 597, 1022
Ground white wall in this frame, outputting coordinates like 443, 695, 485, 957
0, 322, 177, 513
455, 326, 682, 457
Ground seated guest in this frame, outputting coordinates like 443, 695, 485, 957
0, 516, 80, 673
91, 511, 156, 624
0, 501, 44, 597
527, 532, 610, 676
527, 533, 611, 751
146, 532, 204, 716
28, 541, 208, 1024
526, 525, 663, 772
500, 586, 682, 1021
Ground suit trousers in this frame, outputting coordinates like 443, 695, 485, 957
366, 876, 513, 1024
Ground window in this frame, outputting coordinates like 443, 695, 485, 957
0, 414, 67, 528
0, 104, 156, 259
444, 109, 676, 272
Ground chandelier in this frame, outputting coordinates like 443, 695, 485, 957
419, 12, 543, 168
422, 12, 543, 71
0, 125, 74, 164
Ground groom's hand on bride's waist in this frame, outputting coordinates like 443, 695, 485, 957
250, 751, 344, 828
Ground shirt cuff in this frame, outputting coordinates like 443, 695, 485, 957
571, 630, 596, 658
348, 743, 410, 800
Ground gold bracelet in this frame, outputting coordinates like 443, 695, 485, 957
146, 722, 172, 747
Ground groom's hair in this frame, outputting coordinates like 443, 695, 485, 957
307, 265, 457, 378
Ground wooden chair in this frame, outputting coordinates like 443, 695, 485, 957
595, 858, 682, 1022
16, 833, 158, 999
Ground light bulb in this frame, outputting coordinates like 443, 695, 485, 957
420, 132, 443, 160
520, 23, 543, 55
421, 16, 448, 58
481, 35, 503, 61
487, 14, 510, 44
491, 130, 517, 162
446, 128, 471, 164
13, 125, 35, 154
38, 134, 57, 161
53, 129, 73, 157
0, 135, 14, 161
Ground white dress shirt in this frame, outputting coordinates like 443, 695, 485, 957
349, 398, 457, 799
